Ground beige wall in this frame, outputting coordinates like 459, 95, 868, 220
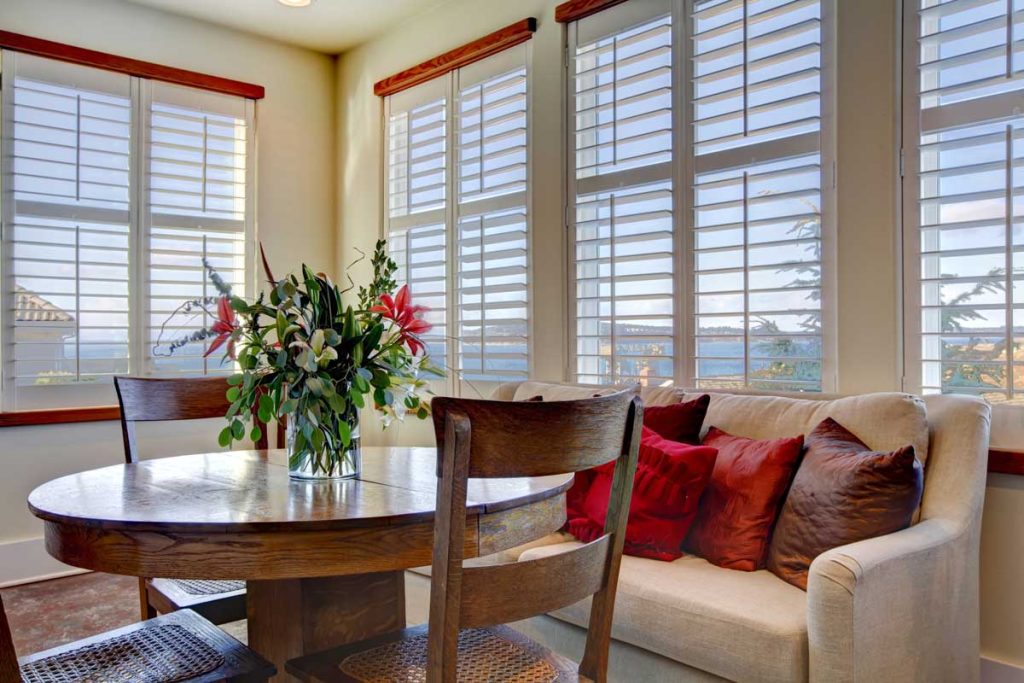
336, 0, 1024, 669
0, 0, 336, 579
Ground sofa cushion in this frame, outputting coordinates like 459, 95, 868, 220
519, 541, 808, 682
767, 418, 923, 589
684, 391, 930, 467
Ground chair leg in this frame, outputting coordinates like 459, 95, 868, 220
138, 578, 157, 620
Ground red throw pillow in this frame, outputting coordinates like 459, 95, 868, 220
566, 426, 718, 561
562, 394, 709, 525
685, 427, 804, 571
643, 394, 710, 444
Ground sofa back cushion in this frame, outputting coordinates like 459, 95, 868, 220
683, 391, 930, 468
512, 381, 681, 406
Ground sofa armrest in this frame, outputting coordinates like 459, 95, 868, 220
806, 517, 979, 683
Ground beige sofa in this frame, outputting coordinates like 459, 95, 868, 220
406, 381, 991, 682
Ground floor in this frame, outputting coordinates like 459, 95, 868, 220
1, 572, 247, 656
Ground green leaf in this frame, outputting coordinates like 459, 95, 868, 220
227, 374, 244, 386
226, 387, 240, 402
352, 341, 363, 366
327, 393, 347, 414
258, 394, 274, 424
373, 387, 386, 406
231, 419, 245, 440
353, 373, 370, 393
324, 328, 340, 346
218, 426, 233, 447
306, 376, 323, 396
339, 421, 351, 448
417, 406, 429, 420
250, 425, 263, 443
404, 395, 419, 409
280, 398, 299, 415
350, 390, 365, 409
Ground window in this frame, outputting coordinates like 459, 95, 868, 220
565, 0, 832, 390
383, 42, 531, 386
904, 0, 1024, 401
0, 51, 255, 411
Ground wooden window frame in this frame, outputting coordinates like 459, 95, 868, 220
373, 18, 536, 97
554, 0, 631, 24
0, 31, 262, 427
0, 30, 264, 99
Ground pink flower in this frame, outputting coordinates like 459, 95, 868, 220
370, 284, 432, 355
204, 296, 237, 358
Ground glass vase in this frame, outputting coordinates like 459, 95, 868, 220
286, 413, 361, 480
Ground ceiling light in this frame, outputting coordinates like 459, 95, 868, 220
277, 0, 312, 6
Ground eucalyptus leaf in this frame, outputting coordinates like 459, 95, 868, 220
218, 426, 233, 448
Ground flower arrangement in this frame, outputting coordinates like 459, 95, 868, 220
158, 240, 442, 479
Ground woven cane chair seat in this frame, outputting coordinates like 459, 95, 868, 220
335, 626, 577, 683
19, 624, 224, 683
169, 579, 245, 596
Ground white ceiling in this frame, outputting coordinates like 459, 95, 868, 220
122, 0, 446, 53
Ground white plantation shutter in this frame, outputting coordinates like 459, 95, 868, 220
568, 0, 676, 386
384, 79, 449, 370
383, 43, 532, 386
455, 50, 529, 381
0, 51, 257, 410
387, 223, 448, 362
565, 0, 832, 390
905, 0, 1024, 401
690, 0, 829, 391
143, 82, 253, 376
1, 52, 132, 409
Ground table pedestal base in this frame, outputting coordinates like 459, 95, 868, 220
247, 571, 406, 682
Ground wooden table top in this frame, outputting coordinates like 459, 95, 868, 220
27, 447, 573, 534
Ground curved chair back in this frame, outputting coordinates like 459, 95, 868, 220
427, 389, 642, 682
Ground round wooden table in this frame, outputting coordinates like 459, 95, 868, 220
27, 447, 571, 682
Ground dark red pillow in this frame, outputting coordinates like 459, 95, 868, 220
562, 394, 709, 525
685, 427, 804, 571
767, 418, 923, 589
567, 426, 718, 561
643, 394, 711, 444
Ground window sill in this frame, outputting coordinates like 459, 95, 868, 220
0, 406, 121, 427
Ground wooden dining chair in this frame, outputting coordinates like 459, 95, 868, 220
114, 375, 268, 625
286, 389, 643, 683
0, 592, 275, 682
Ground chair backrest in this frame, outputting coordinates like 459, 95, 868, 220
0, 594, 19, 683
427, 390, 643, 683
114, 375, 268, 463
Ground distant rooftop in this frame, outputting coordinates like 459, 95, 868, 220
15, 286, 74, 323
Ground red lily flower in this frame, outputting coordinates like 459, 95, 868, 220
370, 284, 432, 355
204, 296, 238, 358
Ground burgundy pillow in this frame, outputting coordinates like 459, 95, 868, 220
643, 394, 711, 444
767, 418, 923, 590
567, 426, 718, 561
685, 427, 804, 571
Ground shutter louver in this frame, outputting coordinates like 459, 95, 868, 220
455, 61, 529, 381
909, 0, 1024, 401
691, 0, 826, 392
573, 14, 673, 178
388, 223, 448, 364
3, 53, 132, 409
575, 181, 675, 384
144, 84, 252, 376
569, 5, 676, 386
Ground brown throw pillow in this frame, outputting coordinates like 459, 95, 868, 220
767, 417, 923, 590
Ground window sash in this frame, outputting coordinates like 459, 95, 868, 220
0, 50, 255, 411
382, 44, 532, 389
903, 0, 1024, 402
566, 0, 835, 390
